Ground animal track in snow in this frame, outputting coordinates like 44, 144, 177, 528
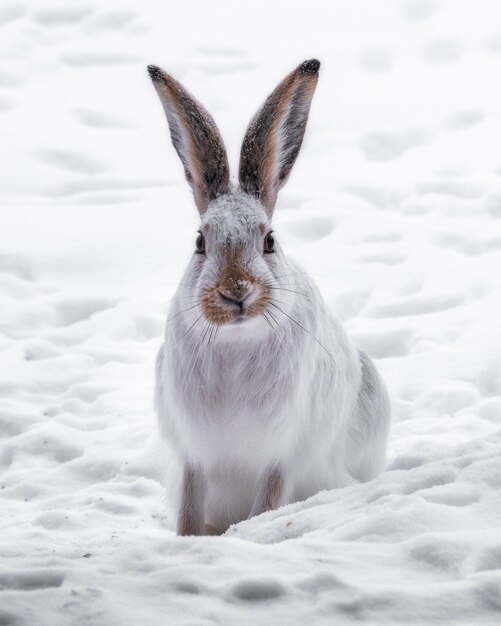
358, 251, 406, 265
0, 4, 25, 24
357, 46, 395, 73
0, 97, 14, 112
352, 327, 413, 359
45, 176, 169, 198
74, 107, 133, 129
483, 192, 501, 216
24, 339, 61, 361
473, 546, 501, 573
387, 456, 428, 471
343, 184, 407, 210
195, 44, 248, 58
32, 5, 93, 25
423, 39, 464, 64
419, 483, 481, 506
201, 60, 258, 75
37, 148, 105, 175
0, 253, 34, 281
53, 296, 116, 326
90, 10, 136, 29
362, 231, 402, 243
0, 570, 64, 591
0, 70, 22, 88
432, 232, 501, 256
280, 215, 336, 243
360, 129, 430, 161
417, 179, 484, 199
485, 33, 501, 53
59, 51, 139, 67
402, 469, 457, 495
408, 536, 466, 572
446, 109, 485, 131
400, 0, 438, 22
230, 577, 286, 601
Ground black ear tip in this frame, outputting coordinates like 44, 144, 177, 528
147, 64, 163, 81
299, 59, 321, 75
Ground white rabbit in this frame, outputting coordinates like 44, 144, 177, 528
149, 60, 390, 536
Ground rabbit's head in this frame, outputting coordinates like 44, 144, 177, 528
148, 60, 319, 329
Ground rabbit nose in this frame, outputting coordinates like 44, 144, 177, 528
217, 283, 254, 308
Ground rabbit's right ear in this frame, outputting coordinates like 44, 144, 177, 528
239, 60, 320, 216
148, 65, 230, 215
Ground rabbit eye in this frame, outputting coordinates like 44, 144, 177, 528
264, 233, 275, 254
195, 232, 205, 254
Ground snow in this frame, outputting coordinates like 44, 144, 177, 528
1, 0, 501, 624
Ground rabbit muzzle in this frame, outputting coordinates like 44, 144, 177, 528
201, 264, 270, 325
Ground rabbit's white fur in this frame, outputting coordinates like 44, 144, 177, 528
155, 189, 390, 532
150, 60, 390, 534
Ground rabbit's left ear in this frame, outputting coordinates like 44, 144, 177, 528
239, 59, 320, 215
148, 65, 230, 215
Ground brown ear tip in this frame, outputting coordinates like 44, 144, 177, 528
147, 64, 163, 81
299, 59, 320, 75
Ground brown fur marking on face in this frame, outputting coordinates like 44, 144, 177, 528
239, 60, 320, 215
200, 248, 271, 326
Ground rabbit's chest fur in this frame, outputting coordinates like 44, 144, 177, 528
156, 297, 362, 472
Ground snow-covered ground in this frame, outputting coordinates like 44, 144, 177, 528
1, 0, 501, 623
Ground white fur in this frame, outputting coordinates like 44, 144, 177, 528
155, 188, 390, 532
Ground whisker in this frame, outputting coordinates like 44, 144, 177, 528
167, 304, 200, 323
268, 301, 336, 363
269, 286, 309, 298
261, 311, 274, 331
183, 314, 203, 337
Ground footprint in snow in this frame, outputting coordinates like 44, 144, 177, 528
90, 10, 136, 29
53, 296, 117, 327
195, 44, 248, 58
230, 578, 286, 601
58, 51, 139, 67
279, 215, 336, 243
32, 5, 93, 26
0, 4, 26, 24
402, 469, 457, 495
446, 109, 485, 131
400, 0, 438, 22
63, 382, 111, 405
416, 179, 484, 199
0, 70, 22, 88
74, 107, 133, 129
201, 60, 258, 76
358, 251, 406, 266
362, 231, 403, 243
423, 38, 464, 64
0, 570, 64, 591
370, 293, 464, 318
0, 252, 34, 281
360, 129, 430, 162
485, 33, 501, 53
432, 232, 501, 256
351, 327, 413, 359
36, 148, 105, 175
343, 184, 406, 210
0, 97, 14, 112
357, 46, 395, 74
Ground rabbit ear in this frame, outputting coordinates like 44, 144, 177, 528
239, 59, 320, 215
148, 65, 230, 215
